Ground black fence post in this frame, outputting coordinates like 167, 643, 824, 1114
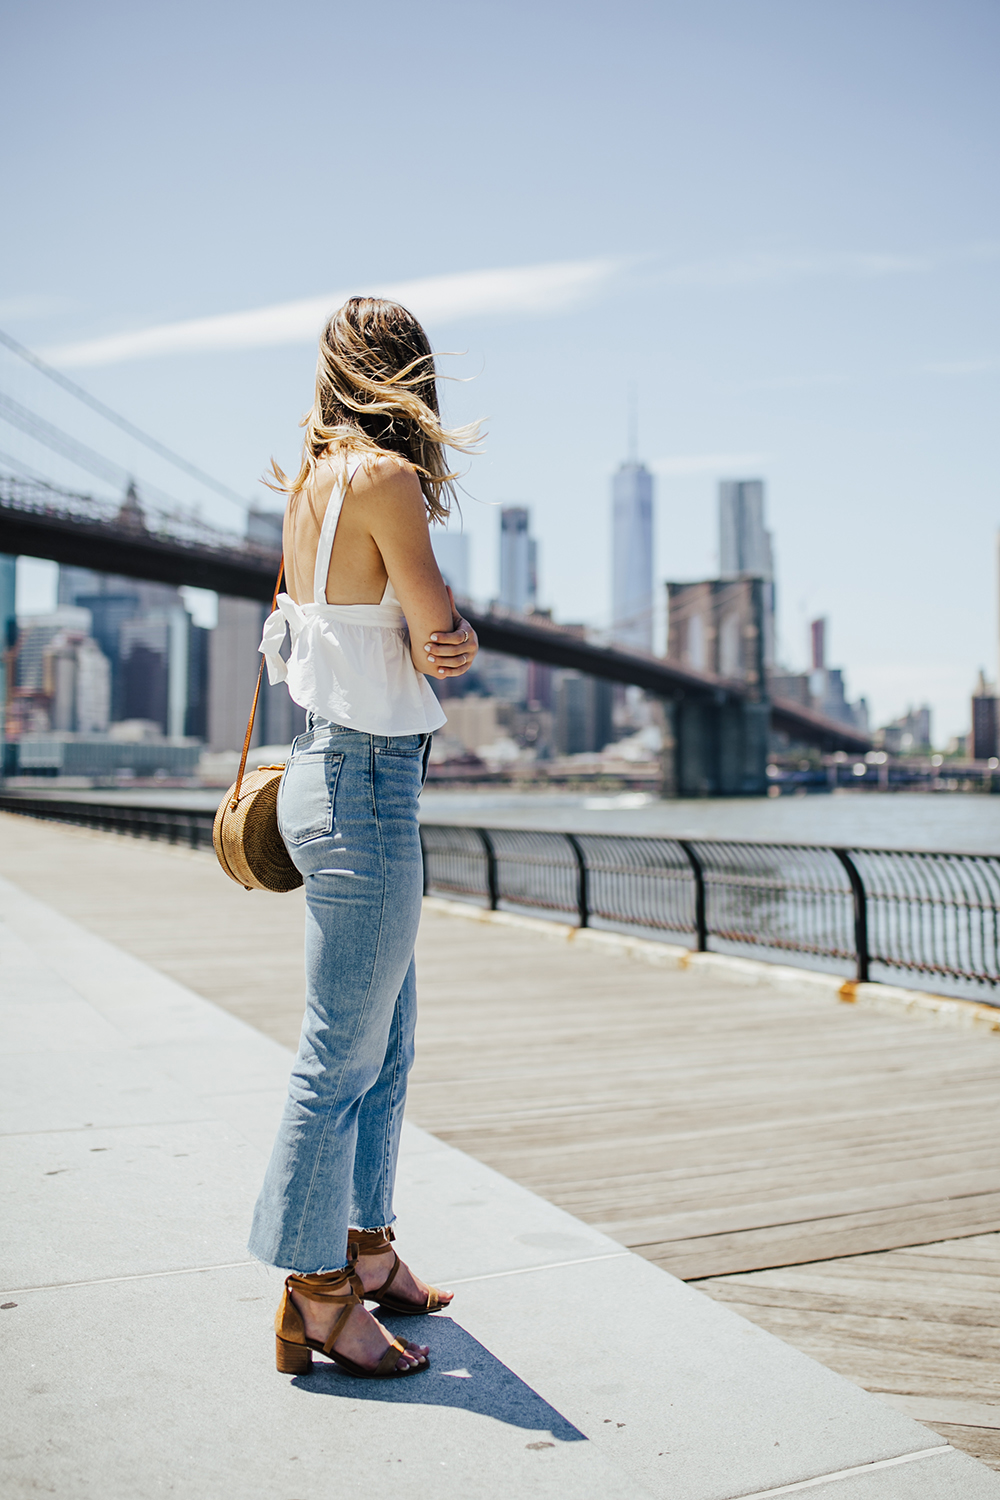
678, 839, 708, 952
418, 825, 429, 896
477, 828, 499, 910
565, 833, 590, 928
833, 847, 870, 983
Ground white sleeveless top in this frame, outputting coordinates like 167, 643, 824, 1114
258, 457, 447, 737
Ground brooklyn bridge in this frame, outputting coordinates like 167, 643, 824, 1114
0, 472, 869, 796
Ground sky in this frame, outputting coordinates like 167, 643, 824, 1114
2, 0, 998, 741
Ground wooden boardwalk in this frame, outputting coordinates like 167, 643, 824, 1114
2, 811, 999, 1467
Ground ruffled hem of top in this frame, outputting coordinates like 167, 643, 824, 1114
258, 593, 448, 738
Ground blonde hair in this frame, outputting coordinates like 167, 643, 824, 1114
267, 297, 481, 522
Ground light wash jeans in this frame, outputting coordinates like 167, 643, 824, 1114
248, 715, 430, 1272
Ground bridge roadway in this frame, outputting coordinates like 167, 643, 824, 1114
0, 484, 870, 757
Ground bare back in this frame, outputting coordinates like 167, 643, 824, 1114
281, 451, 454, 677
283, 456, 391, 606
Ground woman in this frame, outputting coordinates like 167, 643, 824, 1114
249, 297, 481, 1380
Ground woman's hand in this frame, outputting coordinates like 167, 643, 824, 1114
424, 586, 479, 678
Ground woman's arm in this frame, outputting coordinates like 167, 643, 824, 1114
364, 463, 474, 678
424, 588, 479, 679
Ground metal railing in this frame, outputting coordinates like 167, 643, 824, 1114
3, 792, 999, 1003
0, 793, 216, 849
419, 824, 1000, 1003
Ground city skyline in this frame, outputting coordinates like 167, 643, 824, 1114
2, 0, 998, 740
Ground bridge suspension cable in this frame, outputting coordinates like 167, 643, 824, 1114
0, 389, 197, 519
0, 327, 252, 513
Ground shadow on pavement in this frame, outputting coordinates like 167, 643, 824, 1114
291, 1315, 586, 1442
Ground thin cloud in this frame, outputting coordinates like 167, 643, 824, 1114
43, 258, 622, 368
651, 453, 767, 477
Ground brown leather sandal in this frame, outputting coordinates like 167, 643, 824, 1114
274, 1265, 428, 1378
349, 1226, 451, 1316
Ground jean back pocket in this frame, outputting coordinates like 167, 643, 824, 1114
277, 752, 344, 845
376, 733, 427, 758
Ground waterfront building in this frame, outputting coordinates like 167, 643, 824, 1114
57, 566, 102, 605
432, 531, 471, 598
806, 617, 867, 729
971, 672, 998, 761
207, 598, 265, 753
185, 624, 210, 742
15, 732, 199, 778
555, 673, 614, 755
13, 609, 112, 736
527, 657, 554, 712
45, 632, 111, 733
117, 614, 172, 732
58, 566, 192, 726
611, 462, 654, 651
15, 608, 92, 693
769, 670, 811, 707
473, 648, 529, 707
207, 597, 306, 752
878, 706, 932, 754
0, 553, 14, 768
499, 507, 537, 614
719, 479, 775, 667
436, 696, 501, 756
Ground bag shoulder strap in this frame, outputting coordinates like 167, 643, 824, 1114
230, 555, 286, 812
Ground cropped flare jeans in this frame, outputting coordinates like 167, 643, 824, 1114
248, 716, 429, 1273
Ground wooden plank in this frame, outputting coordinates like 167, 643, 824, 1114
591, 1169, 1000, 1243
637, 1194, 1000, 1278
925, 1426, 1000, 1469
880, 1396, 1000, 1432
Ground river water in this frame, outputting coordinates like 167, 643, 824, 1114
420, 789, 1000, 854
31, 783, 1000, 854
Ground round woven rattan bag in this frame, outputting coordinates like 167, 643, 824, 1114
213, 765, 303, 893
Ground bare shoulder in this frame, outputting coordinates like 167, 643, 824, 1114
349, 453, 424, 512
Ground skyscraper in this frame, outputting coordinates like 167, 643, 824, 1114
719, 480, 773, 578
611, 462, 654, 651
718, 479, 775, 667
499, 507, 537, 613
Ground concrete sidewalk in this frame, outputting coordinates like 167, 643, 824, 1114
2, 872, 999, 1500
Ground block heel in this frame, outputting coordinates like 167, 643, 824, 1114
273, 1266, 428, 1380
276, 1335, 312, 1374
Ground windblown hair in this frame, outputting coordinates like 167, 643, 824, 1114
267, 297, 481, 522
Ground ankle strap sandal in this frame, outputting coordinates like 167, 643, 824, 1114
348, 1227, 450, 1316
274, 1265, 427, 1379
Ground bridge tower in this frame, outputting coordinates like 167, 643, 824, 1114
665, 575, 770, 797
668, 695, 770, 797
